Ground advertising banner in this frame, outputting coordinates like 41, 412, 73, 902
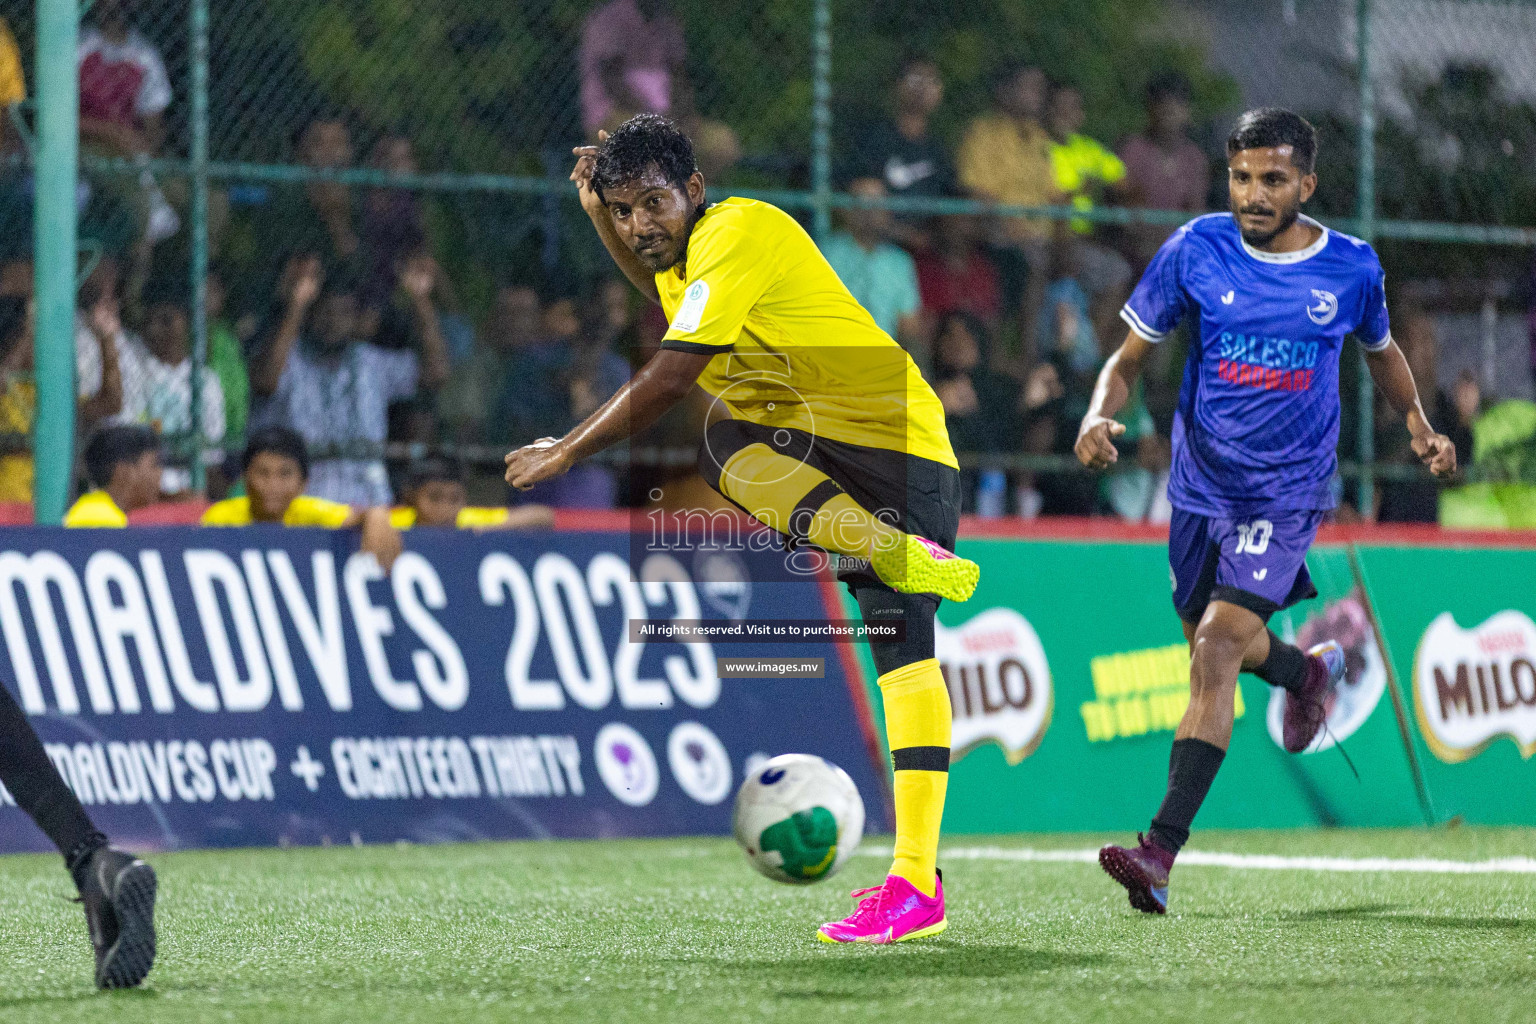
848, 537, 1427, 833
0, 528, 888, 853
1354, 545, 1536, 824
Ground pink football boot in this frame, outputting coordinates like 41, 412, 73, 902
817, 871, 946, 944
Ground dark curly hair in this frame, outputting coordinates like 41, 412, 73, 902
590, 113, 698, 204
1227, 107, 1317, 174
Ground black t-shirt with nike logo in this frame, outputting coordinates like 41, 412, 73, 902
845, 119, 956, 201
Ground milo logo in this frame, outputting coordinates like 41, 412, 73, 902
1414, 611, 1536, 763
936, 608, 1053, 765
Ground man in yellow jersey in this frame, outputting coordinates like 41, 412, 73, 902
391, 456, 553, 531
65, 426, 163, 527
504, 114, 976, 944
202, 426, 402, 571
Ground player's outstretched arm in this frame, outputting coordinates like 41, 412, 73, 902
1074, 330, 1153, 470
1364, 338, 1457, 478
572, 132, 661, 303
505, 349, 713, 490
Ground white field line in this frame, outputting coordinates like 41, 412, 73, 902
855, 845, 1536, 875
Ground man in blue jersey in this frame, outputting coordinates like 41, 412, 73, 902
1075, 108, 1456, 914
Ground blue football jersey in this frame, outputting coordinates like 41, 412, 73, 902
1121, 213, 1391, 516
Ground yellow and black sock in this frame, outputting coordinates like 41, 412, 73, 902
715, 440, 951, 891
878, 657, 951, 897
716, 444, 899, 559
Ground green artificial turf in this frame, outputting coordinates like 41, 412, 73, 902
0, 829, 1532, 1023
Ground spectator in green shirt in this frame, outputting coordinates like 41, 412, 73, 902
205, 270, 248, 446
1045, 82, 1132, 362
1046, 83, 1127, 234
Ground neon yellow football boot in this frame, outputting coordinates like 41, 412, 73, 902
869, 534, 979, 602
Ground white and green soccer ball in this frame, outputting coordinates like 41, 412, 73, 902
732, 753, 865, 885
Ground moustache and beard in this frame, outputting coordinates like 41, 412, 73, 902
1231, 193, 1302, 248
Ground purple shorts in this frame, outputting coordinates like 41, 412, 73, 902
1169, 507, 1324, 624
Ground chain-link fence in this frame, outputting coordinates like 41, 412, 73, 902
2, 0, 1536, 522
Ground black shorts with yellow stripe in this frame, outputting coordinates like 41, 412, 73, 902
696, 419, 961, 594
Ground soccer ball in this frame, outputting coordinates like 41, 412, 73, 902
732, 753, 865, 885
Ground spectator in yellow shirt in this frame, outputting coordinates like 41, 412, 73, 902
957, 63, 1061, 361
391, 455, 553, 531
958, 64, 1058, 243
0, 295, 34, 502
1046, 83, 1128, 234
1044, 82, 1132, 358
0, 15, 23, 106
202, 425, 402, 570
0, 15, 23, 158
64, 425, 162, 527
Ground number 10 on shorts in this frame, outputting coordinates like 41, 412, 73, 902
1234, 519, 1273, 555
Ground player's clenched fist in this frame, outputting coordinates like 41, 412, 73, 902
1412, 431, 1457, 478
1075, 415, 1127, 470
505, 437, 572, 491
570, 130, 610, 218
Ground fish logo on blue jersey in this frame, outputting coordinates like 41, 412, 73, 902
1307, 289, 1339, 326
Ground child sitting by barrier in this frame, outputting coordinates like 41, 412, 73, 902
64, 425, 163, 527
201, 425, 401, 570
390, 454, 553, 531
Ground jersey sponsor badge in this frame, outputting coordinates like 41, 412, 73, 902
672, 280, 710, 334
1307, 288, 1339, 325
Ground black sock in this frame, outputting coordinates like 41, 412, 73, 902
0, 684, 103, 868
1252, 630, 1308, 695
1148, 738, 1226, 856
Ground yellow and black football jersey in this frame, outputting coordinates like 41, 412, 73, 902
655, 197, 957, 470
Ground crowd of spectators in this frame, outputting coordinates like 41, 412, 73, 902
831, 58, 1501, 523
839, 60, 1209, 519
0, 1, 654, 534
0, 2, 1511, 528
